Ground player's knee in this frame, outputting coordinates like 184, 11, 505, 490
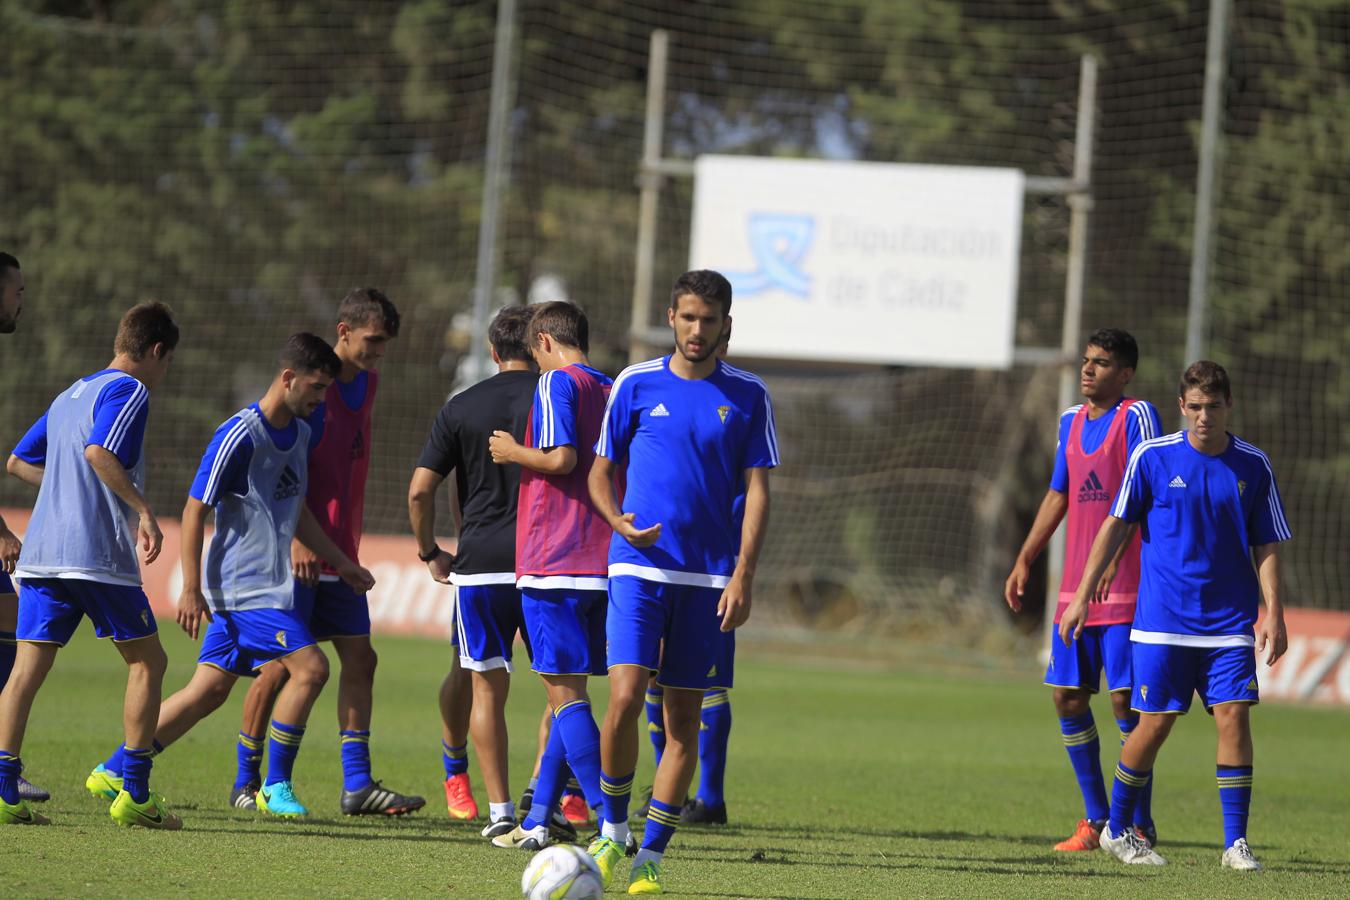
291, 651, 330, 690
1052, 687, 1089, 717
197, 676, 235, 713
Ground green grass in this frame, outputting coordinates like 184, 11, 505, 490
6, 628, 1350, 898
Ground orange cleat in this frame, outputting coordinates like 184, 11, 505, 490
444, 773, 478, 820
560, 791, 591, 826
1054, 818, 1103, 851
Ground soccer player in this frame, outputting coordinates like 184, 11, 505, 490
485, 301, 613, 851
1004, 328, 1162, 851
1061, 360, 1290, 870
408, 306, 536, 832
0, 302, 180, 827
0, 252, 47, 804
87, 333, 375, 819
228, 288, 421, 816
587, 270, 778, 894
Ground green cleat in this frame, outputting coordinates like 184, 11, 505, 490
627, 859, 663, 894
588, 836, 626, 889
1, 797, 50, 825
86, 764, 123, 801
257, 780, 308, 818
109, 790, 182, 830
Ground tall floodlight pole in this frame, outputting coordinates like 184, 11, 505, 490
470, 0, 518, 384
629, 29, 670, 364
1184, 0, 1230, 370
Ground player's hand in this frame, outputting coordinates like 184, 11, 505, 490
1092, 560, 1118, 603
0, 526, 21, 574
1256, 609, 1288, 667
1058, 597, 1089, 645
488, 430, 519, 465
717, 573, 752, 632
291, 540, 322, 586
176, 586, 212, 640
338, 562, 376, 594
1003, 559, 1029, 612
139, 510, 163, 565
615, 513, 661, 548
426, 549, 454, 585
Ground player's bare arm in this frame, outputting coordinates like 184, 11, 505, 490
6, 454, 44, 488
487, 429, 577, 475
0, 515, 19, 574
407, 465, 454, 584
588, 455, 661, 547
1004, 488, 1068, 611
290, 537, 322, 587
295, 504, 375, 592
719, 466, 770, 632
1093, 521, 1140, 603
1252, 542, 1288, 666
84, 444, 161, 564
176, 496, 213, 640
1059, 515, 1131, 643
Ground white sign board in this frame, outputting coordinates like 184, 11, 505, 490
689, 155, 1024, 368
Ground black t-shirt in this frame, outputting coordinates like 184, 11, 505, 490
416, 369, 537, 576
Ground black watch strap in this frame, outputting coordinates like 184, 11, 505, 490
418, 544, 442, 563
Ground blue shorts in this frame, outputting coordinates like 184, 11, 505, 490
0, 572, 14, 595
1131, 641, 1258, 714
1045, 622, 1133, 693
198, 607, 318, 677
16, 578, 157, 645
522, 587, 606, 677
295, 578, 370, 640
455, 583, 529, 672
606, 576, 734, 691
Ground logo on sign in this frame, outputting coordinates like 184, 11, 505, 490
725, 213, 815, 299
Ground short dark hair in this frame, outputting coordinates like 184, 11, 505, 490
0, 253, 19, 279
1179, 360, 1232, 401
278, 332, 341, 378
1086, 328, 1139, 370
338, 287, 401, 337
489, 306, 532, 363
527, 301, 589, 354
114, 302, 180, 360
670, 269, 732, 316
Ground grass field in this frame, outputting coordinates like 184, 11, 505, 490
4, 627, 1349, 898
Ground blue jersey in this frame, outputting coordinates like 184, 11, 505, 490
189, 403, 320, 506
1050, 398, 1161, 493
1112, 431, 1291, 644
596, 356, 778, 586
13, 369, 149, 470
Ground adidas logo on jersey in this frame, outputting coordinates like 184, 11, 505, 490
1078, 470, 1111, 503
274, 465, 302, 501
650, 403, 671, 417
1168, 476, 1187, 488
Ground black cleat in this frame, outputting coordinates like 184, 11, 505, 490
341, 780, 426, 816
17, 777, 50, 803
482, 814, 517, 838
229, 783, 259, 811
680, 797, 727, 825
1134, 823, 1159, 849
515, 786, 534, 823
548, 807, 578, 844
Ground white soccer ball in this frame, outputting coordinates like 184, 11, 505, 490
520, 844, 604, 900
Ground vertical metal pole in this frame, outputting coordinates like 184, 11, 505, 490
1184, 0, 1230, 368
629, 29, 669, 364
470, 0, 518, 384
1043, 54, 1098, 661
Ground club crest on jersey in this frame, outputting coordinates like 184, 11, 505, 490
274, 465, 301, 501
275, 630, 288, 648
717, 405, 731, 424
1078, 470, 1111, 503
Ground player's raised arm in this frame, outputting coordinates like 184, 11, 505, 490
1252, 543, 1288, 666
1058, 515, 1132, 643
176, 496, 212, 639
408, 465, 454, 583
1004, 488, 1068, 612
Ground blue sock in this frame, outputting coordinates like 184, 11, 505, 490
340, 729, 373, 791
600, 769, 634, 830
1217, 765, 1253, 847
523, 717, 568, 830
104, 738, 163, 777
0, 750, 20, 804
442, 740, 468, 778
1060, 712, 1109, 822
1117, 717, 1154, 828
645, 686, 665, 767
0, 630, 16, 690
641, 797, 682, 853
554, 700, 604, 809
235, 731, 263, 789
264, 719, 305, 787
697, 690, 732, 808
121, 746, 154, 804
1108, 761, 1151, 836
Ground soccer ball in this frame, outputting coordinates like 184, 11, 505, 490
520, 844, 604, 900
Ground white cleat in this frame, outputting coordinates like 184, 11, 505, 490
1222, 838, 1263, 871
1101, 823, 1167, 865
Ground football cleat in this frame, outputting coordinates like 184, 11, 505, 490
1053, 818, 1103, 852
109, 790, 183, 830
1, 797, 50, 825
1134, 823, 1158, 849
588, 836, 626, 888
680, 797, 727, 825
445, 773, 478, 820
341, 780, 426, 816
561, 791, 591, 825
490, 823, 549, 850
627, 859, 664, 894
17, 776, 50, 803
1222, 838, 1263, 871
230, 783, 259, 811
85, 764, 123, 801
515, 785, 534, 823
257, 780, 308, 818
548, 807, 578, 843
634, 786, 653, 818
481, 814, 517, 838
1100, 823, 1166, 865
